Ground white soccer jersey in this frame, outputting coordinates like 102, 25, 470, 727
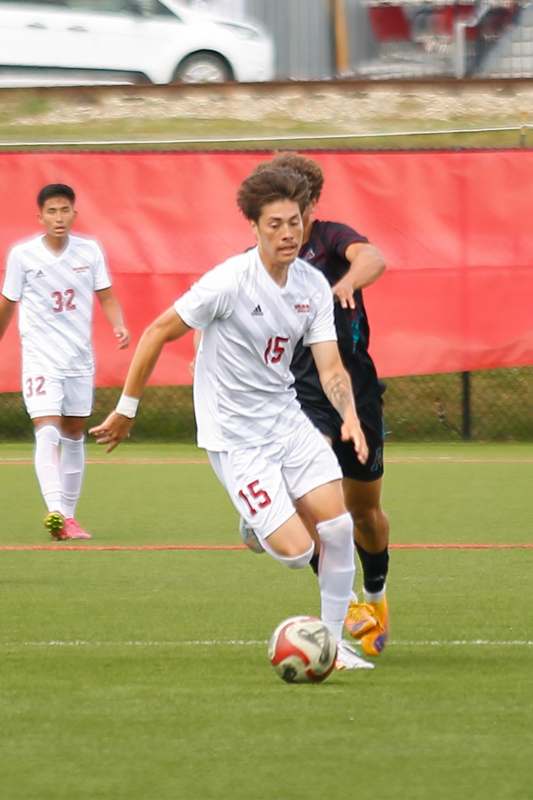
2, 234, 111, 376
174, 247, 337, 451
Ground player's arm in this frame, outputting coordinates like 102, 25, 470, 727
0, 295, 16, 340
89, 307, 191, 452
96, 287, 130, 349
333, 243, 386, 309
310, 340, 368, 464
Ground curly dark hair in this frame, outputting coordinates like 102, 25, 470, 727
267, 153, 324, 204
237, 165, 310, 222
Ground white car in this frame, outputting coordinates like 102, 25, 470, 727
0, 0, 274, 84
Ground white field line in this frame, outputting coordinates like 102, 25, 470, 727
0, 639, 532, 649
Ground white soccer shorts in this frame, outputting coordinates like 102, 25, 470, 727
22, 373, 94, 419
207, 415, 342, 541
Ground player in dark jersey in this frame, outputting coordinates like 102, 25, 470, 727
268, 153, 390, 657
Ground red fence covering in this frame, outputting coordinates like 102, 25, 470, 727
0, 149, 532, 392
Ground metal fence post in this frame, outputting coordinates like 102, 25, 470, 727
461, 371, 472, 440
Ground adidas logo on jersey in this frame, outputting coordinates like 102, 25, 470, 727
35, 270, 45, 278
251, 304, 263, 316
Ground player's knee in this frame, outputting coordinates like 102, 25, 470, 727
35, 424, 60, 446
316, 512, 354, 550
276, 542, 315, 570
352, 506, 387, 537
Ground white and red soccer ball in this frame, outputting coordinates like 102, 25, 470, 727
268, 615, 337, 684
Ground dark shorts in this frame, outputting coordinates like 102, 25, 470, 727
299, 394, 384, 482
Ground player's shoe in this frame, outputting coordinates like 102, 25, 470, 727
239, 518, 264, 554
64, 518, 92, 540
44, 511, 66, 541
359, 595, 389, 657
344, 601, 378, 639
335, 640, 374, 671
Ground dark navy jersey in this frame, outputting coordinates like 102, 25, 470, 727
290, 219, 383, 412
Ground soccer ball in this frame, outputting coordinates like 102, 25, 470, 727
268, 616, 337, 684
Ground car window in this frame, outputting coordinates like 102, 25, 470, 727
141, 0, 178, 18
0, 1, 69, 5
50, 0, 180, 17
0, 0, 180, 18
62, 1, 142, 12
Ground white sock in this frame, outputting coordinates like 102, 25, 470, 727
316, 512, 355, 642
34, 425, 63, 513
60, 435, 85, 518
364, 586, 386, 604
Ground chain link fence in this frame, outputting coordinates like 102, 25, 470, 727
0, 367, 531, 442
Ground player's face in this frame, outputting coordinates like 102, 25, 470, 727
252, 199, 303, 270
38, 196, 77, 240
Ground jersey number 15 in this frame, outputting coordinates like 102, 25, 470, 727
264, 336, 289, 365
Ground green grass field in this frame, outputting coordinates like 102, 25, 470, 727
1, 441, 532, 800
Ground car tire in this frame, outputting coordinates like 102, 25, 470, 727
173, 52, 233, 83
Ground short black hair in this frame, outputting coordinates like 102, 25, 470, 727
237, 166, 310, 222
37, 183, 76, 209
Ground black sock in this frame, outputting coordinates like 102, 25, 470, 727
309, 550, 320, 575
355, 543, 389, 595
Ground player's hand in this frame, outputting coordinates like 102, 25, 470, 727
89, 411, 134, 453
340, 417, 368, 464
114, 326, 130, 349
332, 277, 357, 309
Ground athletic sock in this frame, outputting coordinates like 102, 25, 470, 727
34, 425, 63, 513
364, 587, 386, 604
356, 542, 389, 595
309, 549, 320, 575
316, 512, 355, 641
60, 435, 85, 518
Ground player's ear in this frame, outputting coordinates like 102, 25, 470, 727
250, 220, 259, 240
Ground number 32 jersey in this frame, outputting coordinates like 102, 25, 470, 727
174, 247, 337, 452
2, 234, 111, 377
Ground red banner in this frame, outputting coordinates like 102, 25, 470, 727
0, 149, 532, 392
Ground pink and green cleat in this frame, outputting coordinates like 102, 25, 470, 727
44, 511, 67, 541
64, 518, 92, 540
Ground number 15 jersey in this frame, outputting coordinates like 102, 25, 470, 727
2, 234, 111, 377
174, 247, 337, 452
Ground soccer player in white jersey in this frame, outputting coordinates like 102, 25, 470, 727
0, 183, 129, 540
90, 166, 373, 670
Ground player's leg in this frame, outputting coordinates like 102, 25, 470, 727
293, 480, 372, 671
332, 400, 390, 655
208, 445, 315, 566
23, 373, 67, 539
283, 418, 372, 669
60, 376, 93, 540
343, 476, 390, 655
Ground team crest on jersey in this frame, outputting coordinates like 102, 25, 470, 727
294, 302, 310, 313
